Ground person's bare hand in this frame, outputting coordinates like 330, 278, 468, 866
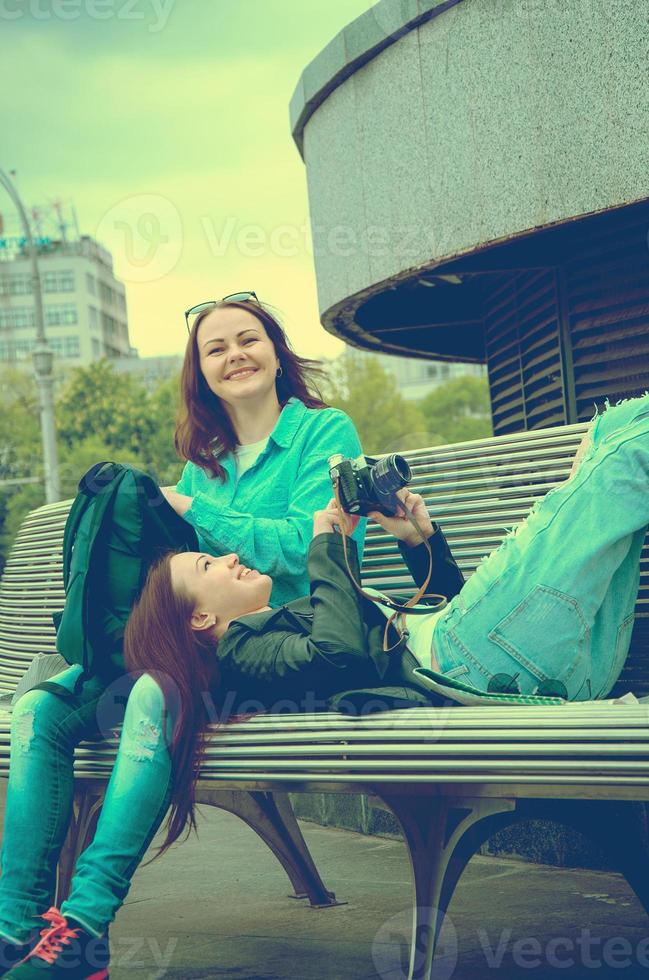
368, 488, 433, 546
160, 486, 192, 517
313, 499, 360, 538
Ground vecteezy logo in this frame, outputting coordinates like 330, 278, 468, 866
372, 906, 458, 980
95, 193, 183, 283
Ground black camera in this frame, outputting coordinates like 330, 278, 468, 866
328, 453, 412, 517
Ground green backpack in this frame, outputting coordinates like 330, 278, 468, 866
52, 461, 199, 691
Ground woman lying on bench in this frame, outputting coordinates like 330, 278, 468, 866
122, 391, 648, 886
0, 393, 646, 979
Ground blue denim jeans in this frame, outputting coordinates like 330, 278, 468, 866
0, 665, 173, 943
431, 394, 649, 700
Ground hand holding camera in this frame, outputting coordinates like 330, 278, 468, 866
328, 453, 433, 546
327, 455, 440, 632
313, 499, 360, 538
368, 488, 433, 547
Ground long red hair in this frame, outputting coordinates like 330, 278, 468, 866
175, 299, 328, 480
123, 551, 220, 860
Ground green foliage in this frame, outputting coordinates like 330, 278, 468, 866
323, 355, 426, 455
143, 375, 184, 486
419, 375, 493, 445
0, 362, 185, 565
56, 360, 154, 459
0, 482, 45, 564
0, 370, 45, 564
57, 438, 144, 500
56, 360, 183, 485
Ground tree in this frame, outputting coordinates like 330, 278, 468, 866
142, 374, 185, 486
0, 369, 45, 565
55, 361, 185, 487
56, 360, 155, 463
419, 375, 493, 445
0, 362, 186, 566
323, 355, 426, 455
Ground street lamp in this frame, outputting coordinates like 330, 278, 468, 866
0, 168, 60, 503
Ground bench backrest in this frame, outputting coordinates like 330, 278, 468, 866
0, 423, 647, 697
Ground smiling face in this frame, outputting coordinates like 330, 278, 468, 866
169, 551, 272, 638
196, 306, 280, 409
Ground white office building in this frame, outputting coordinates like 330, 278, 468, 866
114, 354, 183, 392
0, 236, 133, 366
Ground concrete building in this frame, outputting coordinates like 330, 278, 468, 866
113, 354, 183, 392
0, 235, 132, 366
290, 0, 649, 434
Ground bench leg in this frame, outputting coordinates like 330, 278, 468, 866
53, 784, 338, 910
194, 788, 340, 908
373, 791, 515, 980
55, 780, 106, 906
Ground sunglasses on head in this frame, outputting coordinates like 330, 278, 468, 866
184, 292, 259, 333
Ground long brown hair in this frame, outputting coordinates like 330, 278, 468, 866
123, 551, 220, 860
175, 299, 329, 480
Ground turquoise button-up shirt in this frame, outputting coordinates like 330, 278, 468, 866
176, 398, 366, 607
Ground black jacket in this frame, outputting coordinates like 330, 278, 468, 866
214, 526, 465, 716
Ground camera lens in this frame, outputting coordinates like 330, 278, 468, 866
372, 454, 411, 495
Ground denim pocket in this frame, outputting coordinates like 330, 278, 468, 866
597, 613, 635, 698
438, 627, 488, 685
488, 584, 590, 687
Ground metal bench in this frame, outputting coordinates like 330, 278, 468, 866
1, 422, 648, 980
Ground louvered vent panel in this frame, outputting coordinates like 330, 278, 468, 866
484, 270, 566, 436
566, 216, 649, 420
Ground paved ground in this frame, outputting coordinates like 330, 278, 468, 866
109, 805, 649, 979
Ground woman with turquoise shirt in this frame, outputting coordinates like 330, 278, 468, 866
161, 291, 365, 605
0, 294, 365, 980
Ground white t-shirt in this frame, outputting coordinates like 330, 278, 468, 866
367, 589, 446, 669
234, 436, 269, 479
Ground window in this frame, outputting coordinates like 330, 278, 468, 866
12, 276, 31, 295
86, 274, 96, 295
101, 311, 117, 335
88, 306, 98, 328
46, 304, 78, 326
0, 309, 35, 329
99, 281, 116, 305
426, 365, 439, 379
42, 270, 74, 293
47, 336, 79, 359
0, 275, 31, 295
92, 338, 102, 358
63, 336, 80, 358
13, 308, 35, 329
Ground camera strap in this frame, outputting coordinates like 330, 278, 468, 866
332, 480, 448, 653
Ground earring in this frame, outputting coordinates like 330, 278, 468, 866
276, 365, 283, 378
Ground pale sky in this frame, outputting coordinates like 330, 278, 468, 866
3, 0, 377, 360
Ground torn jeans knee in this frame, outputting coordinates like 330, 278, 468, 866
12, 706, 35, 754
120, 674, 172, 763
122, 718, 164, 763
10, 689, 50, 754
